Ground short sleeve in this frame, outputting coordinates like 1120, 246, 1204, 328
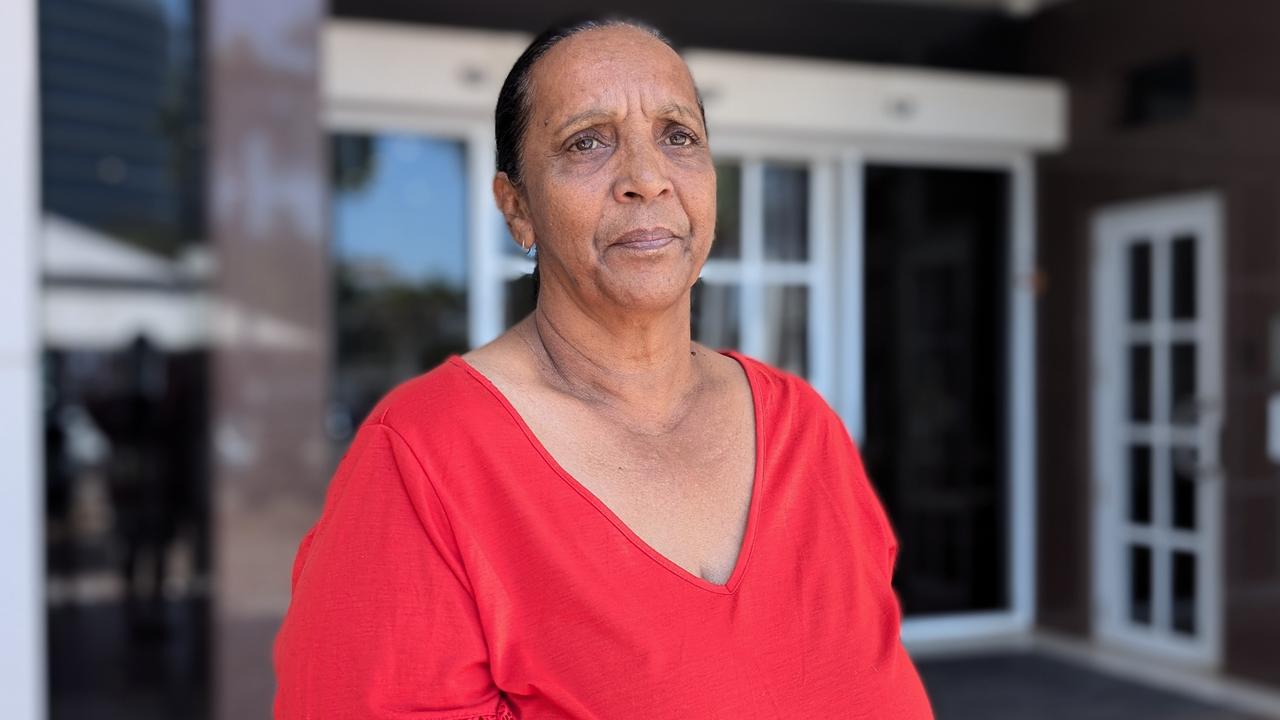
273, 421, 512, 719
815, 393, 899, 583
845, 431, 900, 581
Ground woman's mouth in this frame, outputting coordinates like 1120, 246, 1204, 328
611, 227, 678, 251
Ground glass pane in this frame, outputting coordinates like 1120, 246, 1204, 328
1171, 445, 1198, 530
863, 164, 1009, 616
41, 0, 212, 715
1172, 551, 1197, 634
710, 162, 741, 259
1129, 444, 1151, 524
691, 280, 740, 349
41, 0, 205, 258
1128, 242, 1151, 321
1129, 344, 1152, 422
1170, 342, 1196, 425
505, 274, 537, 328
331, 133, 469, 441
763, 164, 808, 261
762, 285, 808, 376
1130, 544, 1152, 625
1171, 234, 1196, 320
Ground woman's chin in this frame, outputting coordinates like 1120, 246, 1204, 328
601, 275, 696, 314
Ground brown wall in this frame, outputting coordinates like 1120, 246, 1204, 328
1026, 0, 1280, 686
206, 1, 329, 717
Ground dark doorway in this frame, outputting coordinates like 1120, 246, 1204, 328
862, 164, 1010, 616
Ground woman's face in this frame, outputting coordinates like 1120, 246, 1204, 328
496, 25, 716, 316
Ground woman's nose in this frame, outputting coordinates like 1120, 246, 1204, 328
612, 137, 672, 203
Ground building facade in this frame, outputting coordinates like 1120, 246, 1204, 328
3, 0, 1279, 718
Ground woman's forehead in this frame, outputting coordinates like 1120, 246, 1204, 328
528, 26, 699, 128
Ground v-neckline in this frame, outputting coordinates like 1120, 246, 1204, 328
448, 349, 765, 596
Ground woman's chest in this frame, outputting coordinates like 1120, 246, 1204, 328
518, 389, 759, 586
460, 450, 913, 717
550, 430, 757, 585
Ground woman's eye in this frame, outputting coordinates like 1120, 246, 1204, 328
667, 130, 698, 146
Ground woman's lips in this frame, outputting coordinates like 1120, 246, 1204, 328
611, 227, 677, 250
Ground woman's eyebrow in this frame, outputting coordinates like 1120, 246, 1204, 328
657, 102, 699, 126
552, 109, 613, 135
551, 102, 700, 135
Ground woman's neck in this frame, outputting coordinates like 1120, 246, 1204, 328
521, 287, 704, 433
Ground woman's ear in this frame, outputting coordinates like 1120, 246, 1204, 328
493, 172, 535, 251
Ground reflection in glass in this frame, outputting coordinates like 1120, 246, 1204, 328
41, 0, 211, 717
40, 0, 205, 258
330, 133, 469, 444
763, 285, 807, 377
711, 162, 741, 259
763, 164, 808, 261
691, 280, 740, 350
44, 344, 211, 720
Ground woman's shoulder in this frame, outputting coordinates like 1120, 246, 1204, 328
729, 351, 893, 575
719, 348, 836, 421
362, 354, 489, 437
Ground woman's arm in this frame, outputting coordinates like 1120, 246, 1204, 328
273, 421, 510, 719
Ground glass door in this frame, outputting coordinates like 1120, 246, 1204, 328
694, 158, 831, 386
1091, 192, 1224, 666
40, 0, 211, 715
327, 131, 471, 456
862, 164, 1011, 617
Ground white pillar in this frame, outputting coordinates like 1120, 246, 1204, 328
0, 0, 46, 718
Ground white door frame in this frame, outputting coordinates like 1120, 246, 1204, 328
855, 147, 1038, 647
1090, 190, 1225, 668
322, 19, 1056, 647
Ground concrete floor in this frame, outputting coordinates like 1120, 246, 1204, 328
47, 600, 1274, 719
916, 651, 1271, 720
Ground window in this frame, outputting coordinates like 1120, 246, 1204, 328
693, 159, 824, 380
329, 132, 470, 444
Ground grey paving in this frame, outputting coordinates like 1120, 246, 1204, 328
916, 651, 1270, 720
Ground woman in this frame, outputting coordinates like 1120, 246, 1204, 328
274, 17, 934, 719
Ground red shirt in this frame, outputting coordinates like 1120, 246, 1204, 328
273, 350, 935, 719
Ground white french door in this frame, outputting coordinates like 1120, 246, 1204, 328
1091, 191, 1224, 667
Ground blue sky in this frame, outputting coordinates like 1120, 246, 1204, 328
333, 134, 469, 286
